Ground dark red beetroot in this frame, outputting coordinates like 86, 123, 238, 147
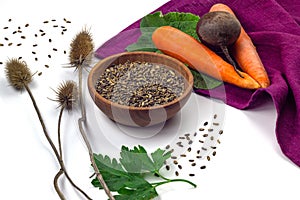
196, 11, 243, 77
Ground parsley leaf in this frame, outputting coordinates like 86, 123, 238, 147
92, 145, 196, 200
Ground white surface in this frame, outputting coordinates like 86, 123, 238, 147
0, 0, 299, 200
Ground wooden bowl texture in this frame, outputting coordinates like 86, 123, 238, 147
88, 51, 193, 127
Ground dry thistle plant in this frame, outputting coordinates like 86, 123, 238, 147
69, 28, 115, 200
51, 81, 92, 200
5, 59, 91, 200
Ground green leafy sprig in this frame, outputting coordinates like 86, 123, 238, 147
92, 145, 197, 200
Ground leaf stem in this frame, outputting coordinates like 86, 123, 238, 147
152, 178, 197, 189
54, 169, 66, 200
77, 65, 115, 200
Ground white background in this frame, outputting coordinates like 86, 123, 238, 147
0, 0, 299, 199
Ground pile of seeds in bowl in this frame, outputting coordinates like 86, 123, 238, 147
95, 61, 186, 107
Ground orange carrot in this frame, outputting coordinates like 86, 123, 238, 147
210, 3, 270, 88
152, 26, 261, 89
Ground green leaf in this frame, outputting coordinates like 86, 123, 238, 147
125, 11, 199, 52
190, 68, 223, 89
151, 148, 172, 171
114, 186, 158, 200
120, 145, 155, 173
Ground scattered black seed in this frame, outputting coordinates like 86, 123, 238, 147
21, 36, 26, 39
173, 160, 178, 165
187, 147, 192, 152
63, 50, 66, 54
175, 171, 179, 176
8, 19, 12, 22
203, 134, 208, 137
18, 26, 21, 29
18, 57, 22, 60
188, 140, 193, 145
207, 156, 211, 161
213, 122, 219, 126
180, 154, 186, 157
201, 147, 207, 151
41, 33, 46, 36
217, 139, 221, 144
197, 150, 201, 154
8, 42, 13, 46
210, 146, 217, 149
214, 114, 217, 119
194, 132, 197, 137
61, 26, 66, 28
199, 140, 204, 143
53, 48, 57, 51
0, 43, 4, 46
169, 149, 174, 153
4, 37, 9, 41
179, 136, 185, 139
35, 34, 38, 37
165, 144, 170, 149
178, 165, 182, 170
62, 28, 67, 32
25, 23, 29, 27
189, 159, 194, 162
45, 65, 49, 68
189, 174, 195, 177
204, 121, 208, 126
3, 26, 9, 29
208, 128, 214, 132
185, 133, 190, 137
33, 44, 38, 47
171, 156, 177, 159
48, 54, 51, 58
186, 136, 191, 141
0, 62, 3, 65
53, 25, 58, 28
212, 151, 217, 156
66, 20, 71, 23
17, 43, 22, 46
199, 128, 205, 131
200, 166, 206, 169
51, 19, 56, 22
35, 57, 38, 61
17, 30, 22, 33
191, 163, 196, 167
38, 72, 42, 76
43, 20, 49, 23
32, 51, 36, 54
219, 130, 223, 135
39, 29, 44, 32
196, 156, 202, 159
61, 31, 64, 35
12, 31, 17, 34
210, 136, 214, 141
49, 38, 52, 42
166, 165, 170, 171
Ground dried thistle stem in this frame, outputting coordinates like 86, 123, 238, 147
77, 65, 115, 200
23, 84, 91, 200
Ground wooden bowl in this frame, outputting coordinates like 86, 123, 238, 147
88, 51, 193, 127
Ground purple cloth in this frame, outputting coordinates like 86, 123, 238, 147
95, 0, 300, 167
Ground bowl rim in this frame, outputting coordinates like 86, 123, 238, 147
88, 51, 194, 111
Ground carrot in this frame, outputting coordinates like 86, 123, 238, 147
152, 26, 261, 89
210, 3, 270, 88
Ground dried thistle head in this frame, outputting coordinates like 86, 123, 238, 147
5, 58, 32, 90
52, 80, 78, 110
69, 28, 94, 69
